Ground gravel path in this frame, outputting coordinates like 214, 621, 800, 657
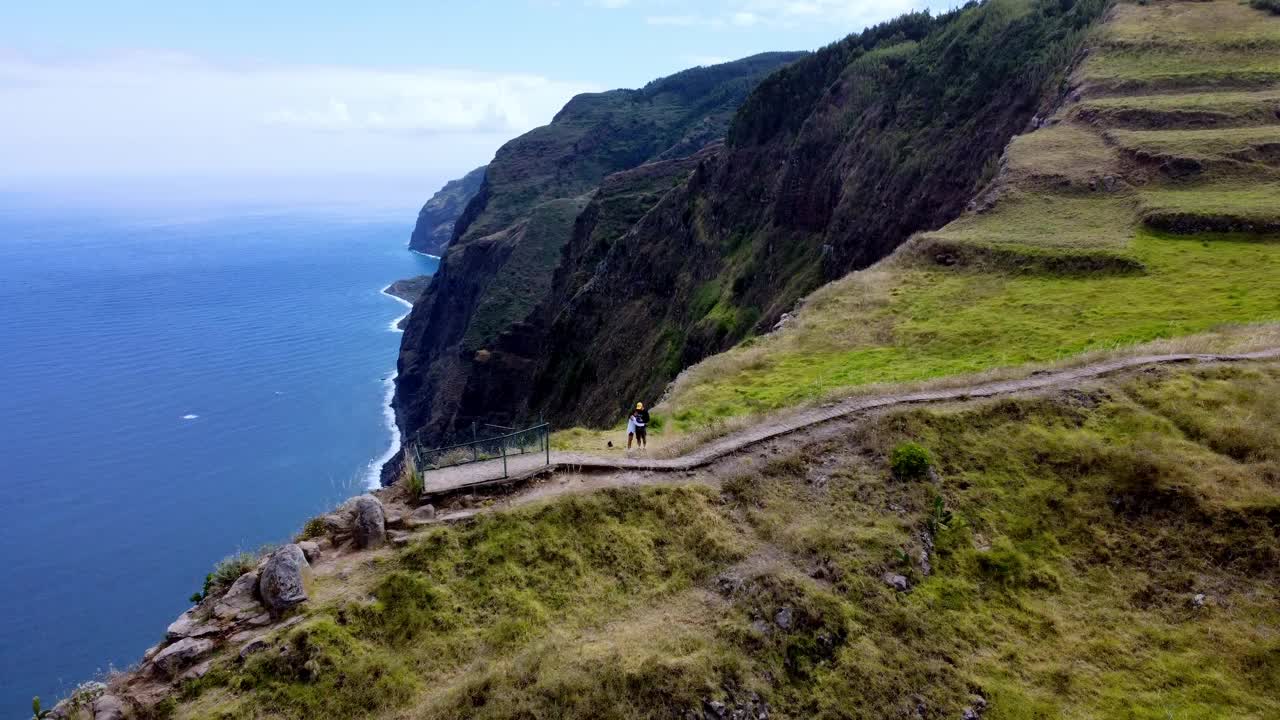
419, 348, 1280, 497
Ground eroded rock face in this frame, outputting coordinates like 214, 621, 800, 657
213, 571, 262, 622
93, 694, 127, 720
153, 637, 216, 678
352, 495, 387, 549
298, 540, 322, 564
166, 609, 220, 641
258, 544, 310, 617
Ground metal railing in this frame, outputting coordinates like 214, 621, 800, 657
412, 422, 550, 479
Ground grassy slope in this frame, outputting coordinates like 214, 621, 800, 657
170, 363, 1280, 719
633, 0, 1280, 439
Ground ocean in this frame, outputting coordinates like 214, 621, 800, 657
0, 191, 437, 713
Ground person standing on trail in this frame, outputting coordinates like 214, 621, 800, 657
631, 402, 650, 449
626, 408, 638, 450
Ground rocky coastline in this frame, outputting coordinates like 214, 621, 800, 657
44, 486, 438, 719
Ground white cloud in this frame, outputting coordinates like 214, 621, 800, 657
0, 52, 598, 179
636, 0, 928, 30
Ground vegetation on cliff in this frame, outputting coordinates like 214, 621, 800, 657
639, 0, 1280, 439
527, 0, 1111, 430
161, 362, 1280, 719
395, 53, 803, 448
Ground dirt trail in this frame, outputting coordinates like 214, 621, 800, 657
419, 349, 1280, 499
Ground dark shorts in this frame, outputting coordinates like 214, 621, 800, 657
635, 426, 647, 441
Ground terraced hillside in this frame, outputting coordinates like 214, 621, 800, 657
641, 0, 1280, 441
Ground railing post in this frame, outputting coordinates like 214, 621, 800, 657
544, 424, 550, 466
501, 439, 508, 478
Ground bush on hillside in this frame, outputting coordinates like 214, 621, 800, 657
1251, 0, 1280, 16
191, 549, 265, 603
890, 442, 932, 479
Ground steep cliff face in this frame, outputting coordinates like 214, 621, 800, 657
407, 166, 486, 256
395, 1, 1107, 454
531, 0, 1108, 428
394, 54, 805, 450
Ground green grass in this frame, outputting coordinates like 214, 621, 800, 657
1002, 124, 1119, 185
1108, 125, 1280, 165
1073, 89, 1280, 128
175, 487, 747, 719
1104, 0, 1280, 50
661, 230, 1280, 430
170, 365, 1280, 719
1082, 45, 1280, 91
1140, 182, 1280, 229
927, 192, 1137, 251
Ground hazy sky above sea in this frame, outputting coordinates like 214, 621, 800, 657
1, 0, 955, 194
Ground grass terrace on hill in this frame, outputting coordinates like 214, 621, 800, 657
1103, 0, 1280, 49
1108, 125, 1280, 169
1072, 89, 1280, 128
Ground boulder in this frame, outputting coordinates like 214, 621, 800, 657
238, 635, 271, 660
384, 506, 407, 529
352, 494, 387, 549
881, 573, 910, 593
180, 658, 215, 681
320, 513, 351, 537
408, 504, 437, 526
258, 544, 310, 617
166, 609, 221, 641
93, 695, 127, 720
389, 529, 413, 548
153, 637, 216, 678
773, 607, 794, 631
298, 540, 322, 564
213, 571, 262, 622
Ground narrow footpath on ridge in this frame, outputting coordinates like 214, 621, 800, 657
418, 348, 1280, 501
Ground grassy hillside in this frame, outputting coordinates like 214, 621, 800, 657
163, 362, 1280, 719
639, 0, 1280, 439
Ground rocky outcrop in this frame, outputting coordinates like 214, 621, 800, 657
408, 166, 487, 256
212, 571, 263, 622
152, 637, 216, 678
258, 544, 310, 617
351, 494, 387, 549
165, 608, 221, 640
384, 275, 432, 305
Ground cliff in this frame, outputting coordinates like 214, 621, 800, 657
393, 53, 806, 452
407, 166, 486, 256
394, 0, 1108, 452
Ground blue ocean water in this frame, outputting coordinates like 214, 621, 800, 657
0, 195, 436, 713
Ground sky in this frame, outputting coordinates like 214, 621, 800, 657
1, 0, 956, 200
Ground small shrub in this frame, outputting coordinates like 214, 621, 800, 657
31, 697, 52, 720
926, 495, 954, 535
297, 515, 327, 541
192, 549, 265, 602
1251, 0, 1280, 16
722, 472, 764, 507
763, 455, 806, 478
401, 452, 424, 497
890, 442, 932, 479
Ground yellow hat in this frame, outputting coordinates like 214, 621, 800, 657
636, 402, 644, 410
